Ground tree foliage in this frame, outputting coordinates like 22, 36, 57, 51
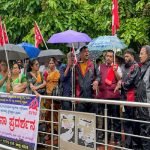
0, 0, 149, 51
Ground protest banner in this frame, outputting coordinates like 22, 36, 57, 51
0, 93, 40, 150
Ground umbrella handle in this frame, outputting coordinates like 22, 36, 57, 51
113, 48, 116, 64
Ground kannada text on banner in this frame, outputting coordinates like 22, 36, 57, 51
0, 93, 40, 150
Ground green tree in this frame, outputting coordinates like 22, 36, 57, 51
0, 0, 149, 51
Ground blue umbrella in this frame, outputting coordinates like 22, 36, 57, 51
18, 42, 40, 58
88, 35, 127, 51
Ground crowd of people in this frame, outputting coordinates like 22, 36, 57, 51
0, 45, 150, 149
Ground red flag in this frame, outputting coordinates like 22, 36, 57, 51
34, 23, 43, 48
71, 47, 77, 65
3, 24, 9, 44
112, 0, 120, 35
0, 17, 4, 46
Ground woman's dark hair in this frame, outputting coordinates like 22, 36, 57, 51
0, 60, 7, 65
49, 57, 56, 64
11, 62, 21, 70
27, 59, 38, 72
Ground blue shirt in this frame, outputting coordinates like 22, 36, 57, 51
59, 65, 72, 97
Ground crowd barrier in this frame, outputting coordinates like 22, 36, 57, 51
0, 93, 150, 150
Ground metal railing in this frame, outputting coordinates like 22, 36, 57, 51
0, 93, 149, 150
37, 95, 150, 150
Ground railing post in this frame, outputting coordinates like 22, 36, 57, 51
72, 66, 76, 111
51, 99, 54, 150
104, 104, 108, 150
72, 101, 75, 111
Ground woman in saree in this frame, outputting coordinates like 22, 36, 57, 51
0, 61, 8, 93
27, 59, 46, 95
46, 57, 60, 95
43, 57, 60, 144
6, 62, 27, 93
27, 59, 47, 143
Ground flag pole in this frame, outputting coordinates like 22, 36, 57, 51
71, 43, 75, 97
71, 43, 76, 111
35, 21, 48, 50
4, 24, 9, 43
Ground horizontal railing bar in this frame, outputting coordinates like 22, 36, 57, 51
95, 142, 132, 150
96, 114, 150, 124
40, 111, 149, 124
37, 143, 59, 148
96, 128, 150, 139
39, 120, 51, 123
40, 108, 59, 112
39, 120, 58, 124
40, 95, 150, 108
107, 143, 131, 150
38, 131, 58, 136
3, 93, 149, 108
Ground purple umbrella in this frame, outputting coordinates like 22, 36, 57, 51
47, 30, 91, 43
47, 30, 91, 99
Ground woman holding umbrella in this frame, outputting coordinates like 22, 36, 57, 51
6, 62, 27, 93
0, 61, 8, 93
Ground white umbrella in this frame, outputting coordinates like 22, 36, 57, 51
0, 44, 28, 60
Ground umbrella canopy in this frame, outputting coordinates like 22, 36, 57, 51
66, 42, 87, 49
0, 44, 28, 60
18, 42, 40, 58
38, 49, 65, 63
88, 35, 127, 51
47, 30, 91, 43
